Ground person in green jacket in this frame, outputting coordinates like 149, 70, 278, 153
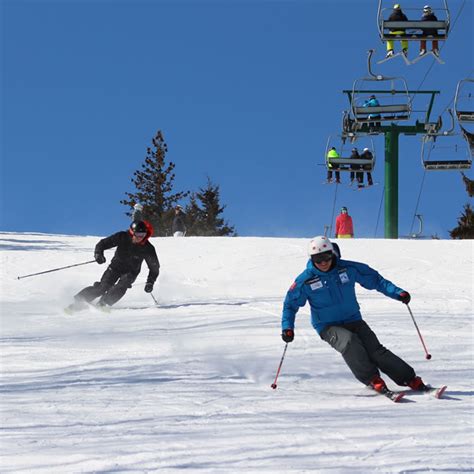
326, 147, 341, 184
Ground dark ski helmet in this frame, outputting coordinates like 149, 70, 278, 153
130, 220, 148, 235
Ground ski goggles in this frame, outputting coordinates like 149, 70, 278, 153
132, 231, 147, 239
311, 251, 333, 264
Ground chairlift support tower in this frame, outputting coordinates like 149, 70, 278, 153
342, 51, 441, 239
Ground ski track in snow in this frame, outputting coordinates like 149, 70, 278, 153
0, 233, 473, 473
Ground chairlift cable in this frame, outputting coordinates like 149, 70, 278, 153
329, 183, 340, 238
409, 169, 428, 237
440, 69, 473, 116
373, 186, 385, 238
406, 0, 469, 232
410, 0, 467, 104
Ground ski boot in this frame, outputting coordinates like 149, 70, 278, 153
407, 376, 430, 392
369, 375, 387, 393
64, 297, 88, 315
407, 376, 447, 398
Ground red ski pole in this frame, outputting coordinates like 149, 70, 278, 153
271, 343, 288, 390
406, 304, 432, 360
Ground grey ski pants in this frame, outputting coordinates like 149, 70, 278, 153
320, 320, 416, 386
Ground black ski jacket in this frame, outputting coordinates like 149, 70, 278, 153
388, 10, 408, 31
95, 231, 160, 284
421, 12, 439, 36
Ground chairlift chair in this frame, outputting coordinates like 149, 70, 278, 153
421, 134, 472, 171
377, 1, 450, 43
324, 135, 376, 173
454, 79, 474, 124
350, 75, 411, 124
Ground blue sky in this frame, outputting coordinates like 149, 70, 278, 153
1, 0, 472, 238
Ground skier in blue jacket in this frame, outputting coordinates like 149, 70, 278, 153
281, 236, 430, 395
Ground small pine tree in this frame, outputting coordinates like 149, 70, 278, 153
120, 131, 189, 236
184, 194, 204, 235
185, 177, 236, 236
449, 203, 474, 239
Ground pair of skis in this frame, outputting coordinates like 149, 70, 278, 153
351, 182, 378, 191
377, 50, 444, 66
322, 181, 377, 189
377, 385, 447, 403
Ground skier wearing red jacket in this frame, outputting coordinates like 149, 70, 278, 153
335, 207, 354, 238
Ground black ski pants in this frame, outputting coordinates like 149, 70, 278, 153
75, 265, 138, 306
320, 320, 415, 386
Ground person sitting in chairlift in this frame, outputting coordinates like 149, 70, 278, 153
386, 4, 409, 59
360, 148, 374, 188
363, 95, 381, 130
350, 147, 363, 186
326, 147, 341, 184
419, 5, 440, 57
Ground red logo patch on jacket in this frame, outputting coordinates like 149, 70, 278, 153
289, 281, 297, 291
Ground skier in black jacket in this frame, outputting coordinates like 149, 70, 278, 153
386, 4, 409, 58
67, 220, 160, 311
419, 5, 440, 57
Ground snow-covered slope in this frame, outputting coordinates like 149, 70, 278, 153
1, 233, 473, 473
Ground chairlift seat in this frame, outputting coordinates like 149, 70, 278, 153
354, 104, 410, 115
456, 111, 474, 122
423, 160, 472, 170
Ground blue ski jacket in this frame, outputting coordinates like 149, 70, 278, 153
282, 257, 405, 335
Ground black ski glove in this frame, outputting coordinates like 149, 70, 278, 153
94, 252, 106, 264
281, 329, 294, 343
399, 291, 411, 304
144, 282, 154, 293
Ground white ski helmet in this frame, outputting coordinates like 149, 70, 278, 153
134, 203, 143, 211
308, 236, 334, 256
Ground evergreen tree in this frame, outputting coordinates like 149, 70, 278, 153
120, 131, 189, 236
184, 194, 205, 236
449, 203, 474, 239
185, 177, 236, 236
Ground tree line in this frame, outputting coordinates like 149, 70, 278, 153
120, 130, 236, 237
122, 130, 473, 239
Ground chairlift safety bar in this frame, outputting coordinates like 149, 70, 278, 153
381, 21, 448, 41
327, 158, 374, 166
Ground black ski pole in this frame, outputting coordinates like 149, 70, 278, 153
406, 304, 432, 360
17, 260, 96, 280
150, 292, 158, 305
271, 343, 288, 390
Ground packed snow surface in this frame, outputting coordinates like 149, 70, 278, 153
1, 232, 473, 473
